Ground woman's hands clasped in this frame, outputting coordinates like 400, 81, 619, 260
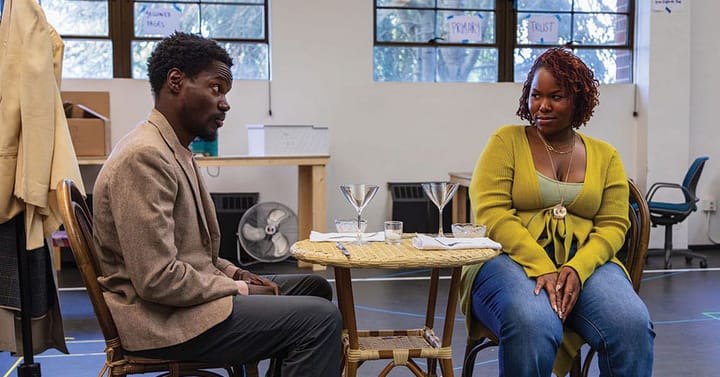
534, 266, 580, 321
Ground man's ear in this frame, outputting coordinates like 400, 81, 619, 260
167, 68, 184, 94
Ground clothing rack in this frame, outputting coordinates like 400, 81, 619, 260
15, 218, 43, 376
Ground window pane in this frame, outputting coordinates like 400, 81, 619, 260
374, 46, 436, 82
574, 49, 632, 83
63, 39, 113, 79
574, 14, 628, 45
376, 0, 435, 8
222, 42, 269, 80
131, 40, 159, 79
135, 3, 200, 37
517, 0, 571, 12
376, 9, 435, 43
514, 47, 631, 84
573, 0, 630, 12
132, 41, 268, 80
438, 0, 495, 9
513, 47, 546, 82
437, 11, 495, 44
202, 0, 264, 3
42, 0, 108, 36
201, 4, 264, 39
516, 13, 571, 45
437, 47, 497, 82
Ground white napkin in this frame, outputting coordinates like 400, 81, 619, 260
412, 233, 502, 250
309, 231, 385, 242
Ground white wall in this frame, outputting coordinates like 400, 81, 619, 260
63, 0, 720, 246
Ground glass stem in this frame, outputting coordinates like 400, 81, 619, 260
438, 207, 444, 237
357, 213, 362, 243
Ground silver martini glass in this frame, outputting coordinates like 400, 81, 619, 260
340, 184, 379, 245
422, 182, 459, 238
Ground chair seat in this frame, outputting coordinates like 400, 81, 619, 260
648, 201, 693, 214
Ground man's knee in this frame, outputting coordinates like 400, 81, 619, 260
306, 275, 334, 300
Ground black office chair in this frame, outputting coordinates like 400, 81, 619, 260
646, 156, 709, 269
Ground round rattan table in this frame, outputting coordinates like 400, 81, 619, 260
291, 238, 500, 377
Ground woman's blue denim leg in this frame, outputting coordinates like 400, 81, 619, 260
565, 262, 655, 377
471, 254, 563, 376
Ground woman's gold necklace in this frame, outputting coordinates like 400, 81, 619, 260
536, 127, 576, 219
535, 128, 574, 154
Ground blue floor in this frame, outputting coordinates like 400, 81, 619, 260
2, 251, 720, 376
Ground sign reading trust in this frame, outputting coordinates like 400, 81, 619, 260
447, 15, 484, 43
526, 14, 559, 44
140, 5, 181, 36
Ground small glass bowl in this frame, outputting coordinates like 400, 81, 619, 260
334, 219, 368, 234
451, 223, 487, 238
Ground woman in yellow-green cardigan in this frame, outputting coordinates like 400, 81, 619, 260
459, 48, 654, 376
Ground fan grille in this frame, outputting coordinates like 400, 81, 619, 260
237, 202, 298, 263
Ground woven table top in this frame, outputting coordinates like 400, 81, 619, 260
291, 238, 501, 269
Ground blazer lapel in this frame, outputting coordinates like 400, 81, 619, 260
147, 110, 211, 238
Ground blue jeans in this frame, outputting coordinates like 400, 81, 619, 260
471, 254, 655, 376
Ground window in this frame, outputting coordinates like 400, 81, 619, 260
374, 0, 634, 83
41, 0, 269, 80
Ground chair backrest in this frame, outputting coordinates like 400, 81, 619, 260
623, 179, 651, 293
56, 179, 124, 360
682, 156, 709, 203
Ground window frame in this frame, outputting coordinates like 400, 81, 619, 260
373, 0, 635, 83
48, 0, 270, 79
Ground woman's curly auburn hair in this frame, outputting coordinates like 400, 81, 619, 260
516, 48, 599, 129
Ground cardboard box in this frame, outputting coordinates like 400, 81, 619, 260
61, 91, 111, 157
247, 125, 329, 156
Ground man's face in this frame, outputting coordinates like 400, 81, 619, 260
178, 61, 233, 142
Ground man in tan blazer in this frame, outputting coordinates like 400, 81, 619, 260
93, 32, 341, 376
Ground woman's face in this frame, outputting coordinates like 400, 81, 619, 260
528, 67, 573, 134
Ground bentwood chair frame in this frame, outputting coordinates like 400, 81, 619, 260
461, 179, 651, 377
57, 179, 252, 377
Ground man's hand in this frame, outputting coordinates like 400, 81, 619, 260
234, 269, 280, 295
535, 272, 559, 315
555, 266, 580, 321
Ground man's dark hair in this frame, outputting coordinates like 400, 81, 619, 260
147, 32, 233, 98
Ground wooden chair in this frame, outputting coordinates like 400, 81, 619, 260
461, 179, 651, 377
56, 179, 255, 377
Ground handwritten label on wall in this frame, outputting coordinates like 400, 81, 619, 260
526, 14, 559, 44
140, 6, 181, 36
447, 15, 484, 43
652, 0, 683, 12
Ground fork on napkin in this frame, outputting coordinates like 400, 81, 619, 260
309, 231, 385, 242
412, 233, 502, 250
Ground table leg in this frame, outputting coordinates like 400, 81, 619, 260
439, 267, 462, 377
425, 269, 440, 375
334, 267, 359, 377
298, 165, 327, 270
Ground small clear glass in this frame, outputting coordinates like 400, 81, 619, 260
384, 221, 403, 245
451, 223, 487, 238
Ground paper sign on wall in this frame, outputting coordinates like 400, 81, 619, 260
526, 14, 559, 44
140, 6, 181, 36
652, 0, 683, 12
447, 15, 484, 43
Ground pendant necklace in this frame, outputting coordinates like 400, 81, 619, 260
536, 127, 576, 219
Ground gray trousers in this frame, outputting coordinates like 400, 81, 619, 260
130, 274, 342, 377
